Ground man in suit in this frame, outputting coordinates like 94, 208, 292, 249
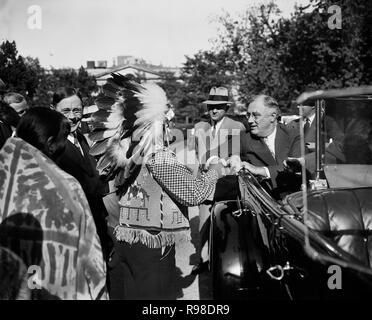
240, 94, 301, 199
293, 103, 343, 152
192, 87, 245, 274
52, 88, 111, 260
289, 103, 345, 174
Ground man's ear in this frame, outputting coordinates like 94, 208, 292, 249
271, 112, 278, 122
46, 136, 56, 155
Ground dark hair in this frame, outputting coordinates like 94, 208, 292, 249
16, 107, 70, 158
52, 87, 83, 107
0, 101, 20, 128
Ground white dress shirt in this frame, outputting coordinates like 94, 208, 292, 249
210, 117, 225, 137
263, 125, 277, 158
305, 113, 315, 127
262, 125, 277, 178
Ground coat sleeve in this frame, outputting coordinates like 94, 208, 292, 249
146, 148, 219, 206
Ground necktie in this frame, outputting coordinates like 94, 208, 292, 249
211, 124, 216, 138
303, 117, 310, 134
72, 133, 83, 155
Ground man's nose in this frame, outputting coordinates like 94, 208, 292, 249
66, 112, 76, 119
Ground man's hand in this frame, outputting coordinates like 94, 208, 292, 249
306, 142, 315, 151
226, 155, 242, 173
241, 161, 269, 177
283, 157, 303, 173
206, 156, 233, 178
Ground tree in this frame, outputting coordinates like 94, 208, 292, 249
0, 40, 98, 108
34, 66, 98, 107
175, 50, 238, 122
0, 40, 42, 99
179, 0, 372, 116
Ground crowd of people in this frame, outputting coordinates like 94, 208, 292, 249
0, 78, 345, 300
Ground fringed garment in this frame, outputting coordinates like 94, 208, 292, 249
114, 165, 190, 248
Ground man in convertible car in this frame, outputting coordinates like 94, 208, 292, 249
239, 94, 301, 199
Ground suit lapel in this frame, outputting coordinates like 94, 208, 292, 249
275, 125, 290, 165
250, 136, 276, 166
76, 133, 95, 176
304, 120, 316, 142
65, 138, 94, 176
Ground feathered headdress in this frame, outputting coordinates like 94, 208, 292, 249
88, 73, 174, 196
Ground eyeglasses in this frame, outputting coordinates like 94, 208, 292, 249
246, 112, 276, 121
246, 113, 261, 120
60, 108, 82, 116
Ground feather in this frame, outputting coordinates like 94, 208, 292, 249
95, 96, 115, 110
111, 73, 142, 93
88, 72, 171, 190
90, 139, 110, 156
91, 107, 123, 124
106, 136, 131, 169
88, 128, 118, 142
102, 83, 121, 99
134, 83, 168, 127
89, 120, 122, 131
90, 100, 124, 131
96, 154, 113, 175
106, 77, 125, 91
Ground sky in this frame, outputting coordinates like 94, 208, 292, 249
0, 0, 310, 69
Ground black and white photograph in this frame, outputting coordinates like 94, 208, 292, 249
1, 0, 372, 311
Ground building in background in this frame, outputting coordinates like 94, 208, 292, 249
86, 55, 180, 87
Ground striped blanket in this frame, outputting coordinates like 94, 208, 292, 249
0, 137, 108, 300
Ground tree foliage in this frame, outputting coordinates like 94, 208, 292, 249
34, 66, 98, 107
178, 0, 372, 116
0, 40, 43, 99
0, 40, 98, 107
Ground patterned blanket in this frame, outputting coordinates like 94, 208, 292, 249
0, 137, 107, 300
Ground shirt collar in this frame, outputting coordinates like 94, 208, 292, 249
265, 124, 277, 141
211, 116, 225, 132
307, 113, 315, 125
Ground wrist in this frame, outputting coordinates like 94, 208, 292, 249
209, 163, 226, 178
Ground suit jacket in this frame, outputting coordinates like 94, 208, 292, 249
193, 117, 245, 202
291, 115, 344, 145
56, 131, 105, 198
194, 116, 245, 164
240, 123, 301, 196
290, 115, 345, 172
55, 131, 110, 255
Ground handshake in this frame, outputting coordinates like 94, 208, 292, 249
205, 155, 304, 179
205, 155, 247, 178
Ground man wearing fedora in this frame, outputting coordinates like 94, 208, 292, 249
191, 86, 245, 274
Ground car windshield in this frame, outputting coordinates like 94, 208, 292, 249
295, 89, 372, 276
324, 97, 372, 165
298, 93, 372, 189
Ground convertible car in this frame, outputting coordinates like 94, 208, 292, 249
211, 86, 372, 300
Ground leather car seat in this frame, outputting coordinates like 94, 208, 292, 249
304, 188, 372, 267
